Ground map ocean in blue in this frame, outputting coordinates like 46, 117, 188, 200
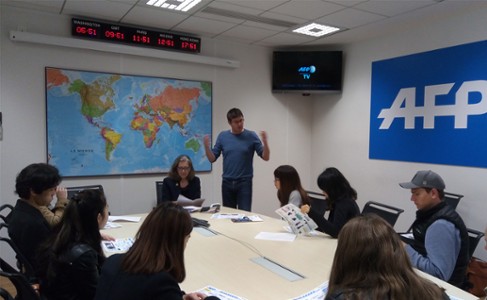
47, 68, 212, 177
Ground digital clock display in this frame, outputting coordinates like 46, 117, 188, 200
72, 18, 201, 54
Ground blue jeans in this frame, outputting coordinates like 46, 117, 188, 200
222, 178, 252, 211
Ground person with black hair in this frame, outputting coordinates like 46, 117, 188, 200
301, 167, 360, 238
273, 165, 309, 207
8, 163, 63, 277
37, 189, 109, 300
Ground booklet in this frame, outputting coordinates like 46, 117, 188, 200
275, 204, 318, 235
101, 237, 134, 252
197, 285, 247, 300
176, 195, 205, 207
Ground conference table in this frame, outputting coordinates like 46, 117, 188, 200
102, 207, 477, 300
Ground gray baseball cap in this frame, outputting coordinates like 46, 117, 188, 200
399, 170, 445, 190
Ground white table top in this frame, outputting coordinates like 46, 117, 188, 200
101, 207, 477, 300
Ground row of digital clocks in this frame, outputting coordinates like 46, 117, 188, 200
72, 18, 201, 54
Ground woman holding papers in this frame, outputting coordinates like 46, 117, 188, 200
37, 189, 109, 300
160, 155, 201, 203
326, 214, 449, 300
301, 167, 359, 238
94, 202, 220, 300
274, 165, 309, 207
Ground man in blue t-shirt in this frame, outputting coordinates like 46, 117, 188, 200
204, 108, 270, 211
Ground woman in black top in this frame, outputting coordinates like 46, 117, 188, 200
301, 167, 359, 238
38, 189, 109, 300
95, 202, 219, 300
160, 155, 201, 203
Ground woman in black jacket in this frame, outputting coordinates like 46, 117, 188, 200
301, 167, 360, 238
38, 189, 108, 300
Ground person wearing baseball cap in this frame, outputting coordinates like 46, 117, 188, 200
399, 170, 470, 289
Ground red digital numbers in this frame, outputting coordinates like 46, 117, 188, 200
75, 26, 97, 36
104, 30, 125, 40
132, 35, 150, 44
157, 38, 175, 47
181, 41, 197, 51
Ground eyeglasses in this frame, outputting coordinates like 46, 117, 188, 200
178, 167, 190, 171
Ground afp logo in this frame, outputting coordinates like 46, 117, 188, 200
369, 40, 487, 168
378, 80, 487, 130
298, 65, 316, 79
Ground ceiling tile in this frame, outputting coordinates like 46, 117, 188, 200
207, 1, 265, 16
217, 24, 279, 42
315, 7, 386, 29
256, 31, 317, 47
213, 0, 288, 11
63, 0, 133, 21
173, 15, 237, 36
355, 0, 437, 17
2, 0, 64, 12
122, 6, 189, 30
269, 0, 346, 20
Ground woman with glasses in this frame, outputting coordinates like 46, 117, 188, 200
160, 155, 201, 203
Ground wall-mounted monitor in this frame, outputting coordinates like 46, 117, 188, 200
272, 51, 343, 94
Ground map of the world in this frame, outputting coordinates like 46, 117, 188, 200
46, 67, 212, 177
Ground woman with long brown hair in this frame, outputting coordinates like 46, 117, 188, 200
94, 202, 219, 300
273, 165, 309, 207
326, 214, 449, 300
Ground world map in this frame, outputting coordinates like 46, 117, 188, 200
46, 67, 212, 177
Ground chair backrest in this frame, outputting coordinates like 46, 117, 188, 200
306, 191, 328, 217
0, 225, 35, 279
361, 201, 405, 227
467, 228, 485, 259
0, 287, 14, 300
155, 181, 164, 205
66, 185, 104, 200
443, 192, 463, 210
0, 258, 40, 300
0, 205, 14, 224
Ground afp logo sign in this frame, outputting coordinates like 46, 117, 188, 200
369, 40, 487, 168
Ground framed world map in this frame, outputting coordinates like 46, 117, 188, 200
46, 67, 212, 177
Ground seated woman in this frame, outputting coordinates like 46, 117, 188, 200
160, 155, 201, 204
326, 214, 449, 300
94, 202, 219, 300
301, 167, 359, 238
37, 189, 109, 300
273, 165, 309, 207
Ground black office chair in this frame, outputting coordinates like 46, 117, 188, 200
0, 258, 40, 300
443, 192, 464, 210
361, 201, 404, 227
467, 228, 485, 259
0, 224, 35, 279
0, 287, 14, 300
306, 191, 328, 217
0, 204, 13, 224
155, 181, 165, 205
66, 185, 104, 200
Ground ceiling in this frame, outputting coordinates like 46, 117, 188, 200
1, 0, 480, 48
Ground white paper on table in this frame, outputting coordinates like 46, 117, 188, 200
255, 232, 296, 242
101, 237, 134, 252
290, 281, 329, 300
108, 215, 141, 222
197, 285, 247, 300
103, 221, 122, 229
211, 213, 245, 219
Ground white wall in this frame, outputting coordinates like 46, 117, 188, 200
310, 3, 487, 260
1, 2, 487, 263
0, 6, 312, 219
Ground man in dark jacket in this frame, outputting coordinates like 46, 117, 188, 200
400, 170, 469, 289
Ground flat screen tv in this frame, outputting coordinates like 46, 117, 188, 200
272, 51, 342, 94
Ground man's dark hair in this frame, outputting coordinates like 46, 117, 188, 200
227, 108, 244, 122
15, 163, 61, 199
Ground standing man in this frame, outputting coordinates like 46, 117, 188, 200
399, 170, 469, 289
204, 108, 270, 211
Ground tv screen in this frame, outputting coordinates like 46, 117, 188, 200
272, 51, 342, 94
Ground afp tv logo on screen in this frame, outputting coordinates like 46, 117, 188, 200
297, 65, 316, 79
369, 40, 487, 168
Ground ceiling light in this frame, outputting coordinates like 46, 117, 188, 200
146, 0, 201, 12
293, 23, 341, 37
